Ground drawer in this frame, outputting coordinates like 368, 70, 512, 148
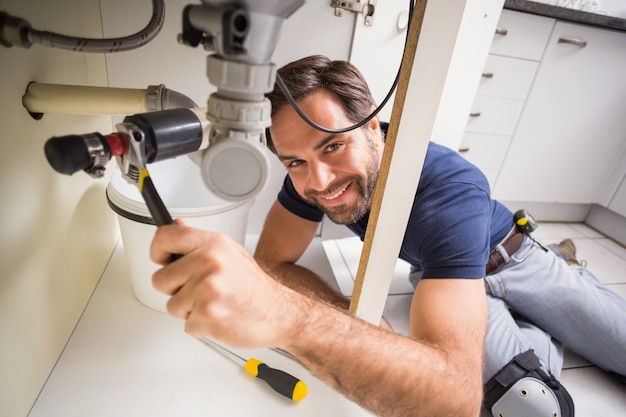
490, 9, 555, 61
465, 96, 524, 136
477, 54, 539, 100
459, 132, 511, 169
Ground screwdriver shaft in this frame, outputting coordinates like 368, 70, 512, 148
198, 337, 246, 365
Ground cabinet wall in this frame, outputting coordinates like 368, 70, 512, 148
461, 9, 626, 222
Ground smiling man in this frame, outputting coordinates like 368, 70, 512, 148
151, 55, 626, 417
273, 93, 380, 223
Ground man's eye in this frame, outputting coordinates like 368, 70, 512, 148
288, 160, 304, 168
326, 143, 341, 152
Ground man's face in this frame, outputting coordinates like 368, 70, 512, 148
269, 90, 384, 224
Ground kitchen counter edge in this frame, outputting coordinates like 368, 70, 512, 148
504, 0, 626, 31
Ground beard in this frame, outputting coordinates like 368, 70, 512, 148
302, 150, 380, 225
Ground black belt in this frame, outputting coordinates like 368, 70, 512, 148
486, 227, 524, 275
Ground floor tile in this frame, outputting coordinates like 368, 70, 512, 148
568, 223, 607, 239
533, 222, 587, 240
561, 367, 626, 417
382, 294, 412, 337
594, 237, 626, 261
570, 239, 626, 285
322, 237, 415, 297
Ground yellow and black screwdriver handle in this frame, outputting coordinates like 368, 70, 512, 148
244, 357, 308, 401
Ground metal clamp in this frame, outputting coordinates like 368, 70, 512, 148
331, 0, 376, 26
82, 133, 110, 178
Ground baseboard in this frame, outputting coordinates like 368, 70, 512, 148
584, 204, 626, 247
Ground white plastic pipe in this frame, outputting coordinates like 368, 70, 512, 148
22, 83, 148, 115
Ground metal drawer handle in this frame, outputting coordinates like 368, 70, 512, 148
558, 37, 587, 47
469, 112, 482, 117
482, 72, 494, 79
495, 27, 508, 36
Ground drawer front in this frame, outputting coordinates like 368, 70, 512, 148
490, 9, 555, 61
465, 96, 524, 136
477, 55, 539, 100
459, 132, 511, 170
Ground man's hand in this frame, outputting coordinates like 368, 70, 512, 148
150, 221, 307, 349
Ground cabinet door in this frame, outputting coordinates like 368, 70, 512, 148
494, 22, 626, 203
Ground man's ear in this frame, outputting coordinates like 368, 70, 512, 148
368, 113, 385, 149
369, 114, 380, 131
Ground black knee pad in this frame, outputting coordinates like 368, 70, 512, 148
484, 350, 574, 417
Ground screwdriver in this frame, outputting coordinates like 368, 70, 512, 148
198, 337, 308, 401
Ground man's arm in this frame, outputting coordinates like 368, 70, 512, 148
289, 278, 487, 417
151, 224, 487, 417
254, 200, 350, 309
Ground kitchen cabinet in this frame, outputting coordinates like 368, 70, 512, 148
459, 10, 555, 187
492, 19, 626, 204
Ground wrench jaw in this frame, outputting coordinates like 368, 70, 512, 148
115, 122, 149, 186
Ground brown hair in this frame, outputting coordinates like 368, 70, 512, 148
265, 55, 376, 152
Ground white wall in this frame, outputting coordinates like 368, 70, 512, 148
0, 1, 119, 416
0, 1, 354, 415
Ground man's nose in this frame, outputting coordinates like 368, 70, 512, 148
308, 161, 335, 191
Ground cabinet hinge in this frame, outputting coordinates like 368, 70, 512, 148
331, 0, 376, 26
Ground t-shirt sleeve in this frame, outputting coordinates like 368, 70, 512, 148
404, 179, 492, 280
277, 175, 324, 222
396, 142, 496, 280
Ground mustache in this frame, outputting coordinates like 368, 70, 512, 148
304, 179, 353, 200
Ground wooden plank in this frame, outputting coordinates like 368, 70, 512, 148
349, 0, 505, 324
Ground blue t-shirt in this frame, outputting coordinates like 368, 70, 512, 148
278, 141, 512, 279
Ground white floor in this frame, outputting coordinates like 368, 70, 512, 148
322, 222, 626, 416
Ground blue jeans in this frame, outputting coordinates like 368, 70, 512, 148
410, 235, 626, 382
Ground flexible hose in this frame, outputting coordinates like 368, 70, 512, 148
27, 0, 164, 53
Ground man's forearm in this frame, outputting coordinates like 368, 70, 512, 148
264, 261, 350, 310
263, 262, 395, 331
282, 294, 484, 417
